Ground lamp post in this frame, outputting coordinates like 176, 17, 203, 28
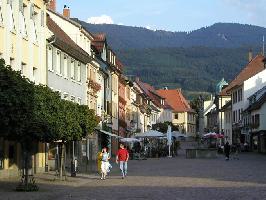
198, 95, 204, 137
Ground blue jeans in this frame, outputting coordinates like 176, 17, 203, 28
119, 161, 127, 177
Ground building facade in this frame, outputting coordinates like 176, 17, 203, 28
0, 0, 49, 179
157, 88, 196, 136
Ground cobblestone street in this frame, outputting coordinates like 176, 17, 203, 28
1, 152, 266, 200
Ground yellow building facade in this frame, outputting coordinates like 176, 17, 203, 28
0, 0, 48, 178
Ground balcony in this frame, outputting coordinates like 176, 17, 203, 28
88, 79, 101, 93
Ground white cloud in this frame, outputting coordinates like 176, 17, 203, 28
145, 25, 157, 31
87, 15, 114, 24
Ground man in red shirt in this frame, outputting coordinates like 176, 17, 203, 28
116, 143, 129, 179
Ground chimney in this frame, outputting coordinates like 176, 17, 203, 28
63, 5, 70, 18
248, 49, 253, 62
48, 0, 56, 11
263, 58, 266, 69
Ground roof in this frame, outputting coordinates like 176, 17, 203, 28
48, 10, 94, 39
157, 89, 195, 113
92, 33, 107, 53
220, 55, 265, 95
220, 100, 232, 112
47, 16, 91, 64
116, 59, 124, 71
135, 79, 170, 109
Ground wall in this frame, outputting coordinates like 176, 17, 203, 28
48, 11, 92, 56
217, 96, 231, 133
244, 69, 266, 107
224, 108, 232, 144
0, 0, 47, 178
47, 45, 87, 105
0, 0, 47, 84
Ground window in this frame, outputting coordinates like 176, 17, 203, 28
21, 62, 26, 75
77, 98, 81, 105
70, 59, 75, 79
63, 93, 68, 100
0, 0, 3, 25
19, 3, 27, 37
70, 95, 75, 102
255, 114, 260, 127
56, 50, 61, 74
30, 4, 38, 43
8, 0, 16, 31
76, 62, 81, 82
175, 113, 179, 119
63, 54, 68, 78
33, 67, 37, 82
41, 11, 44, 27
240, 88, 243, 101
47, 46, 53, 71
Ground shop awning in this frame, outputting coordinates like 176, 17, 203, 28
97, 129, 123, 139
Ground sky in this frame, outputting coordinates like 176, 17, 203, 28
56, 0, 266, 32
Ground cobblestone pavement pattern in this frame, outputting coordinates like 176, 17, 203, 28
1, 152, 266, 200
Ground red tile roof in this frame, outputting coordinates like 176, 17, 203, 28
116, 59, 124, 71
135, 79, 172, 109
220, 54, 265, 95
92, 33, 106, 53
157, 89, 194, 113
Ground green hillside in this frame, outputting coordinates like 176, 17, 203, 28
118, 47, 258, 92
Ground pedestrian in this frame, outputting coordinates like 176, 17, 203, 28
116, 143, 129, 179
224, 142, 230, 161
100, 147, 111, 180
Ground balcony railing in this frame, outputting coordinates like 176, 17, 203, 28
88, 79, 101, 93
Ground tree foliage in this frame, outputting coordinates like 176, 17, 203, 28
152, 122, 179, 133
0, 59, 99, 143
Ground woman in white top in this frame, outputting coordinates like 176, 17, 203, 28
100, 147, 110, 180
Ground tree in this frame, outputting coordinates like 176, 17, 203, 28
0, 59, 100, 187
152, 122, 179, 133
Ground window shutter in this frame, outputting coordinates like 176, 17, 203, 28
7, 0, 10, 4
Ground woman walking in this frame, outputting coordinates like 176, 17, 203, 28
100, 147, 111, 180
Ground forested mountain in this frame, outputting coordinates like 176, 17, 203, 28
74, 19, 265, 96
117, 47, 252, 92
75, 20, 266, 49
